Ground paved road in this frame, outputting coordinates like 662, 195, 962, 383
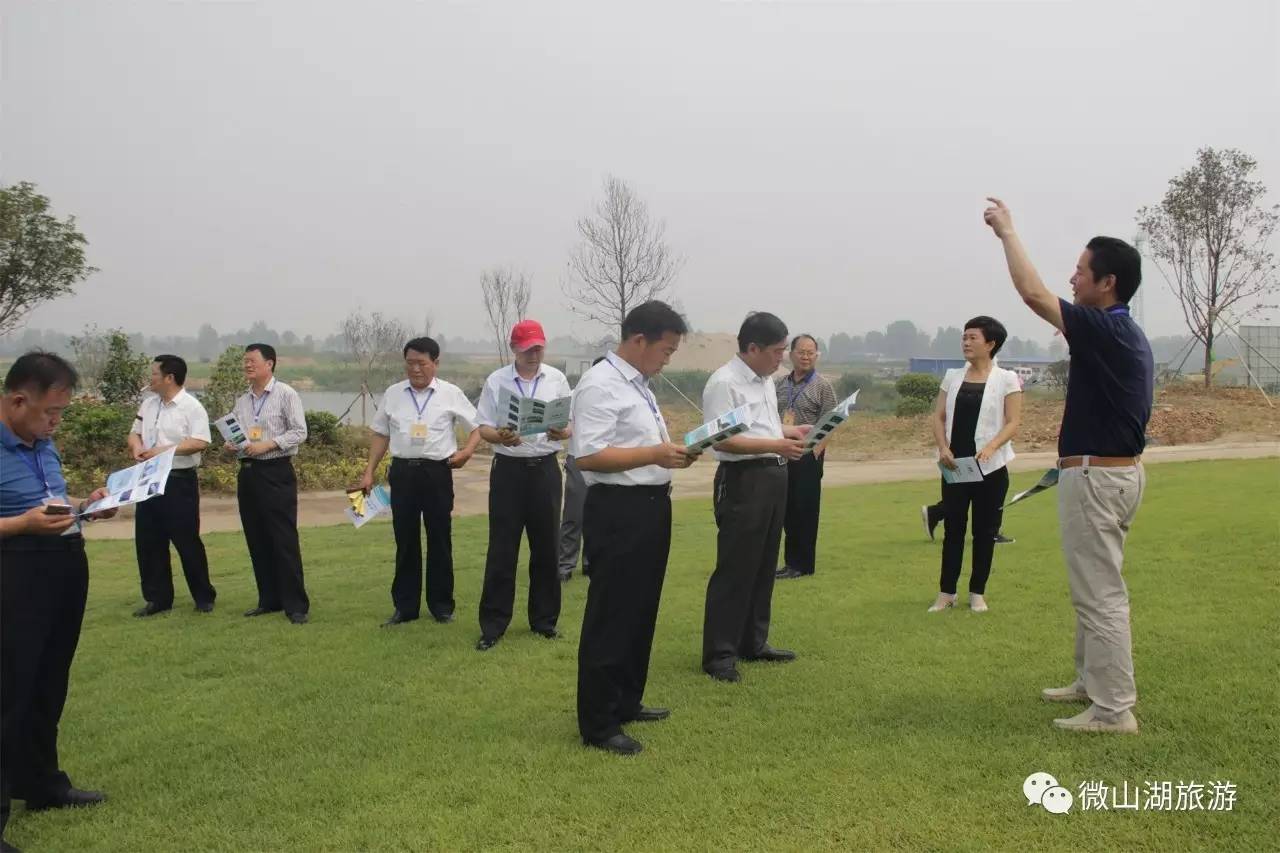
83, 441, 1280, 540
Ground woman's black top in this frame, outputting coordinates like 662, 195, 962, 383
948, 381, 986, 458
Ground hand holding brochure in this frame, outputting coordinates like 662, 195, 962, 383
939, 456, 984, 484
215, 413, 250, 449
684, 404, 751, 453
78, 448, 177, 516
498, 389, 573, 437
347, 485, 391, 528
802, 390, 859, 453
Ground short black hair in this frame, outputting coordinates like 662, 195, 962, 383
964, 316, 1008, 357
245, 343, 277, 370
4, 351, 79, 395
621, 301, 688, 342
403, 337, 440, 360
154, 354, 188, 386
737, 312, 789, 353
1085, 236, 1142, 304
790, 334, 818, 351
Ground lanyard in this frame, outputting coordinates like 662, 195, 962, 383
606, 354, 666, 438
15, 444, 51, 494
250, 388, 271, 422
513, 374, 541, 399
785, 370, 815, 410
1107, 305, 1131, 317
406, 386, 435, 420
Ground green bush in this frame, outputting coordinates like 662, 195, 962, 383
305, 410, 341, 445
895, 372, 939, 402
56, 400, 136, 494
837, 371, 874, 398
894, 396, 934, 418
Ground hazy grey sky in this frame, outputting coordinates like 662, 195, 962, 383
4, 0, 1277, 346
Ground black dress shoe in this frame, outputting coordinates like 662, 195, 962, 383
133, 602, 171, 618
432, 613, 455, 624
286, 611, 309, 625
922, 503, 944, 541
706, 667, 741, 683
476, 636, 500, 651
243, 607, 281, 617
534, 627, 560, 639
584, 733, 643, 755
628, 706, 671, 723
25, 786, 107, 811
194, 601, 214, 613
743, 644, 796, 663
382, 610, 418, 627
775, 567, 807, 580
993, 532, 1016, 544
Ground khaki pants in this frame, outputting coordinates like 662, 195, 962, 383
1057, 463, 1146, 718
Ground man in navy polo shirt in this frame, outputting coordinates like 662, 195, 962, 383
1, 352, 118, 851
984, 198, 1153, 735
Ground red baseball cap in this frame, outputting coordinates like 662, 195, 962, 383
510, 319, 547, 352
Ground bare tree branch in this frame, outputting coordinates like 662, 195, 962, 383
563, 175, 684, 337
480, 268, 532, 367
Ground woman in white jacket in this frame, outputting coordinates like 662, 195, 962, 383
927, 317, 1023, 613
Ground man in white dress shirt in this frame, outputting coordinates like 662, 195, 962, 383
700, 313, 809, 683
127, 355, 216, 616
359, 337, 481, 627
474, 320, 572, 651
569, 301, 698, 756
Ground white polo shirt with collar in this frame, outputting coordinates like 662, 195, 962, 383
372, 377, 478, 461
475, 363, 573, 458
702, 355, 784, 463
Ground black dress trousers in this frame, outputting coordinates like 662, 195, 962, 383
478, 453, 563, 639
135, 469, 215, 608
388, 458, 457, 619
782, 452, 824, 574
236, 458, 309, 615
577, 483, 672, 744
702, 461, 787, 673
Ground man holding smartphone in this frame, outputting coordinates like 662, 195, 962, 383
0, 352, 118, 851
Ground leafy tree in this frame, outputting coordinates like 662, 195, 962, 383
0, 182, 97, 335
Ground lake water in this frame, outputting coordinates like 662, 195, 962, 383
299, 390, 377, 425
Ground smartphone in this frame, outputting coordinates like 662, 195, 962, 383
43, 503, 74, 516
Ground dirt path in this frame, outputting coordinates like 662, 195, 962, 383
82, 440, 1279, 541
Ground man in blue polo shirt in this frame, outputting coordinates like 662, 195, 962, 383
984, 198, 1153, 735
1, 352, 118, 851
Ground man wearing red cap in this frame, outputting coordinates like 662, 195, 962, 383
474, 320, 573, 651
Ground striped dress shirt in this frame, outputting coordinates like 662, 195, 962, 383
231, 377, 308, 459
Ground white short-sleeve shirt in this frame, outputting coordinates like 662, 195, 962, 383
702, 355, 784, 462
568, 352, 671, 487
131, 389, 212, 470
475, 363, 572, 458
372, 378, 478, 461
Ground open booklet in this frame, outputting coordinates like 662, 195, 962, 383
684, 404, 752, 453
346, 485, 391, 528
1004, 468, 1060, 507
939, 457, 985, 484
497, 389, 573, 437
802, 390, 859, 453
78, 448, 177, 517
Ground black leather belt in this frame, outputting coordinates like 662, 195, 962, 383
725, 456, 787, 468
391, 457, 447, 467
239, 457, 292, 467
495, 453, 558, 467
168, 468, 197, 478
590, 483, 673, 496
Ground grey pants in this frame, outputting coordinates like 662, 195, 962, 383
1058, 463, 1146, 717
558, 455, 589, 577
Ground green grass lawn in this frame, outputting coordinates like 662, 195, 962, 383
9, 460, 1278, 852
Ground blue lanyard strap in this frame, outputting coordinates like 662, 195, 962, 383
785, 371, 815, 410
250, 389, 271, 421
513, 375, 541, 399
606, 355, 665, 436
1107, 305, 1132, 317
406, 386, 434, 419
16, 444, 51, 494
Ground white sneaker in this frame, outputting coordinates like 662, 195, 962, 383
927, 593, 956, 613
968, 593, 988, 613
1052, 705, 1139, 734
1041, 683, 1089, 703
